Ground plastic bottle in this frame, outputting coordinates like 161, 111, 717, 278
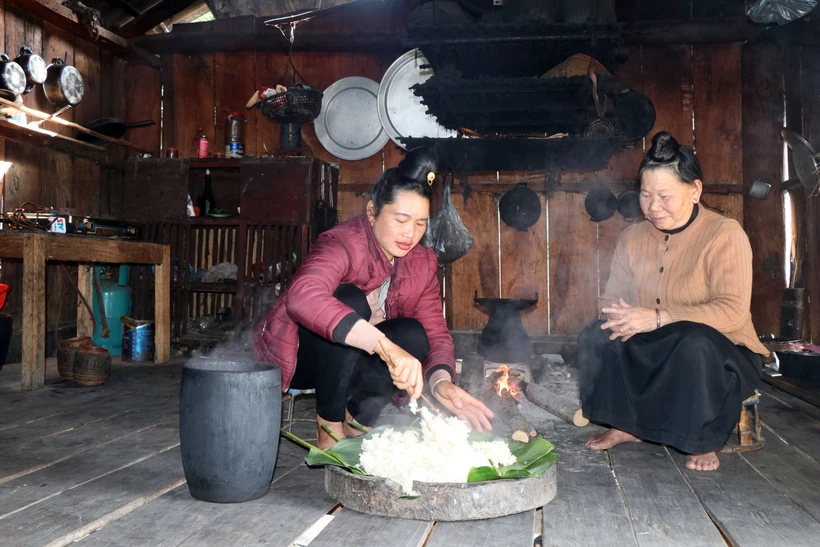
225, 112, 245, 158
198, 169, 216, 216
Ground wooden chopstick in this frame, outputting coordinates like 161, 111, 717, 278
377, 340, 441, 415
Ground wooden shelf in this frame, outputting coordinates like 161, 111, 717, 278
189, 159, 242, 169
0, 118, 123, 168
188, 282, 237, 294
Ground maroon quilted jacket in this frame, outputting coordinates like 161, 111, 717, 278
253, 215, 455, 391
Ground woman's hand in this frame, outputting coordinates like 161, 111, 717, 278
374, 338, 424, 401
601, 298, 657, 342
432, 381, 494, 433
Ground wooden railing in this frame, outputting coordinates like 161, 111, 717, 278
131, 219, 310, 341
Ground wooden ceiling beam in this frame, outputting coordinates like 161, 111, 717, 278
132, 16, 776, 55
5, 0, 160, 68
118, 0, 200, 38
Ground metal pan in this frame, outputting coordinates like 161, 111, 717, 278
378, 49, 457, 148
75, 118, 155, 146
315, 76, 388, 161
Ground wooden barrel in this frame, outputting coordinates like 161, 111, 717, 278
57, 336, 92, 380
73, 346, 112, 386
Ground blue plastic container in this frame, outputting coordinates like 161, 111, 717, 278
92, 266, 132, 356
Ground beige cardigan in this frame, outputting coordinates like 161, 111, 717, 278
600, 207, 769, 356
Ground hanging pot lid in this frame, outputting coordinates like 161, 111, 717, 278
378, 49, 458, 148
585, 185, 617, 222
315, 76, 389, 161
499, 183, 541, 231
617, 190, 643, 220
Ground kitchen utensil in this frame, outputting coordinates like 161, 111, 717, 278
617, 190, 642, 220
14, 46, 47, 93
75, 118, 155, 145
585, 185, 617, 222
749, 178, 772, 199
499, 183, 541, 231
315, 76, 388, 161
44, 57, 84, 107
378, 49, 458, 148
612, 89, 656, 140
0, 54, 26, 99
781, 128, 820, 196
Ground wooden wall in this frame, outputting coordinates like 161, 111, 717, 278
158, 0, 791, 340
0, 1, 161, 353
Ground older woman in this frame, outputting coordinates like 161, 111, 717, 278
254, 148, 492, 449
578, 131, 768, 471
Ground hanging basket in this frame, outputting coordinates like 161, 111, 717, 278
259, 87, 323, 124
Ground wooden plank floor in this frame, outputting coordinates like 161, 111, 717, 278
1, 359, 820, 546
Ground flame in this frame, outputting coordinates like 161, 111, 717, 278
494, 365, 519, 398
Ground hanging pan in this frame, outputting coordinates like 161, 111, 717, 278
585, 185, 617, 222
75, 118, 155, 146
499, 183, 541, 231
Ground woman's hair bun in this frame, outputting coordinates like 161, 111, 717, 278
647, 131, 679, 163
397, 147, 439, 184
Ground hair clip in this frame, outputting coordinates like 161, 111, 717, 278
427, 171, 435, 186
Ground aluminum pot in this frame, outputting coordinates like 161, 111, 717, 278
0, 53, 27, 100
14, 46, 46, 93
43, 57, 84, 107
585, 185, 617, 222
499, 183, 541, 231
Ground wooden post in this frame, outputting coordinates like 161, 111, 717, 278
154, 245, 171, 363
21, 234, 46, 391
76, 265, 94, 337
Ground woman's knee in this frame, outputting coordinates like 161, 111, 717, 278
334, 284, 370, 320
380, 318, 430, 361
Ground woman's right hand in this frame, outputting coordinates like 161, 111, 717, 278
374, 337, 424, 401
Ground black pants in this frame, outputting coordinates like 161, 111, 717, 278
578, 320, 763, 454
290, 285, 430, 426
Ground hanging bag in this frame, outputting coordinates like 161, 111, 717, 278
429, 184, 474, 266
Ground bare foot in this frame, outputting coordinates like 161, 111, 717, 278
343, 409, 370, 438
316, 416, 345, 451
585, 428, 642, 450
685, 452, 720, 471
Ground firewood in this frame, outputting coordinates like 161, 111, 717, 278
520, 381, 589, 428
473, 383, 537, 443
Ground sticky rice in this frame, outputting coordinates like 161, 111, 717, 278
358, 404, 515, 494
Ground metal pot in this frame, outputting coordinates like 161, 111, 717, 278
0, 53, 27, 100
14, 46, 47, 93
499, 183, 542, 231
617, 190, 643, 220
584, 185, 617, 222
43, 57, 84, 108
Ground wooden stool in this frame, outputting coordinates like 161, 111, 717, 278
720, 390, 764, 454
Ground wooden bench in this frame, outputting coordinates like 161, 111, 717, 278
0, 232, 171, 391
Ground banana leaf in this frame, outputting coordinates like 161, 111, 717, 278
284, 425, 558, 484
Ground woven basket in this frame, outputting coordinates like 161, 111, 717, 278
541, 53, 610, 79
73, 345, 112, 386
259, 88, 323, 124
57, 336, 92, 380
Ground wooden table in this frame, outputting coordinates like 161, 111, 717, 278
0, 232, 171, 391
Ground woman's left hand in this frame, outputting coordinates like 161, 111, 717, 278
432, 381, 494, 432
601, 298, 657, 342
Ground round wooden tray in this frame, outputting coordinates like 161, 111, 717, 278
325, 464, 557, 521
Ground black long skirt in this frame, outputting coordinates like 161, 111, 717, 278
577, 320, 764, 454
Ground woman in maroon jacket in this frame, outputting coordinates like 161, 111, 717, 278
254, 148, 492, 449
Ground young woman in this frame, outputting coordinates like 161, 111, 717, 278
254, 148, 492, 449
